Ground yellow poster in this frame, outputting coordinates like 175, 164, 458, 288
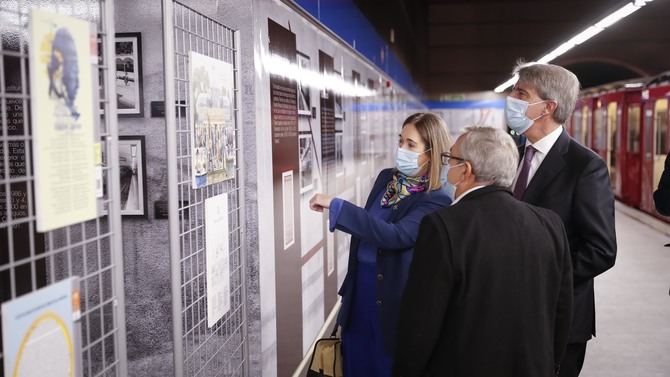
29, 9, 97, 232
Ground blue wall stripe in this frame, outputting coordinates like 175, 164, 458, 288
293, 0, 421, 97
423, 100, 506, 109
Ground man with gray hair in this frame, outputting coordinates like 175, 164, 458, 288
507, 62, 617, 377
393, 127, 573, 377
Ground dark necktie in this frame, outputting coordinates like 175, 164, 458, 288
513, 145, 537, 199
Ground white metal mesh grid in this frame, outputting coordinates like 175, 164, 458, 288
171, 2, 247, 376
0, 1, 126, 376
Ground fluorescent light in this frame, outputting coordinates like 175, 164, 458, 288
624, 82, 644, 88
261, 53, 375, 97
567, 26, 604, 45
595, 3, 640, 28
494, 75, 518, 93
536, 41, 576, 64
493, 1, 648, 92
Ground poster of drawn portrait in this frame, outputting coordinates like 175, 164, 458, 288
29, 9, 97, 232
189, 51, 236, 189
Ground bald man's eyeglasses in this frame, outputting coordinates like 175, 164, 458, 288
441, 152, 466, 165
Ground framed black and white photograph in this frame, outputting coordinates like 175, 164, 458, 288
335, 132, 344, 177
334, 70, 344, 119
299, 133, 315, 193
297, 52, 312, 117
115, 33, 144, 117
118, 136, 147, 216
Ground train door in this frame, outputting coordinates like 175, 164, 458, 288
584, 99, 595, 150
593, 100, 608, 162
641, 97, 655, 213
607, 100, 621, 196
623, 96, 642, 207
570, 107, 582, 143
653, 98, 669, 199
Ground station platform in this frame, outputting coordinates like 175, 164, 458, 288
581, 202, 670, 377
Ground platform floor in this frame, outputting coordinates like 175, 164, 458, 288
580, 205, 670, 377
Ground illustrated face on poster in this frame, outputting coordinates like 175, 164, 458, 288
30, 9, 97, 231
46, 29, 81, 120
189, 51, 236, 189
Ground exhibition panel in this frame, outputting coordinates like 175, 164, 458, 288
0, 1, 128, 376
162, 1, 247, 376
252, 1, 427, 375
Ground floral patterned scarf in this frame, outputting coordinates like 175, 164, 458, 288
380, 171, 430, 208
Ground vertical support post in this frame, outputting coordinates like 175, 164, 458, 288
103, 0, 129, 375
161, 0, 184, 376
233, 29, 249, 376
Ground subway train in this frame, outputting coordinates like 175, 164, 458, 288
566, 72, 670, 221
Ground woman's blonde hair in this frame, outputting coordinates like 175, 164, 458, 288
402, 112, 452, 191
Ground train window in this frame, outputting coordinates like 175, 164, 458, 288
608, 102, 618, 180
585, 107, 593, 148
627, 104, 640, 153
572, 111, 582, 144
645, 108, 653, 155
653, 99, 668, 190
655, 99, 668, 155
594, 106, 605, 149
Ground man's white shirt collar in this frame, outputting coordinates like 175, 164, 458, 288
451, 185, 487, 205
525, 125, 563, 155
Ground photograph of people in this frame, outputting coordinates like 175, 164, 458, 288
309, 112, 452, 377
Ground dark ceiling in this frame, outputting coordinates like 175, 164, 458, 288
354, 0, 670, 98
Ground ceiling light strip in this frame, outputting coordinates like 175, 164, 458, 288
493, 0, 651, 93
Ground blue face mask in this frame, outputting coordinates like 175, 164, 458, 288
396, 147, 429, 176
505, 96, 547, 134
441, 162, 465, 198
440, 166, 455, 200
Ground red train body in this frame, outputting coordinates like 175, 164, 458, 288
566, 73, 670, 220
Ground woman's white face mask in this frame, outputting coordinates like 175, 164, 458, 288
396, 147, 430, 176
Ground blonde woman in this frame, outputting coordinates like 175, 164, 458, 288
310, 112, 452, 376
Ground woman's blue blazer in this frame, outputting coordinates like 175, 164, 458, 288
334, 168, 452, 354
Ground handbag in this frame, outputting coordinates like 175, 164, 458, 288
306, 327, 343, 377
